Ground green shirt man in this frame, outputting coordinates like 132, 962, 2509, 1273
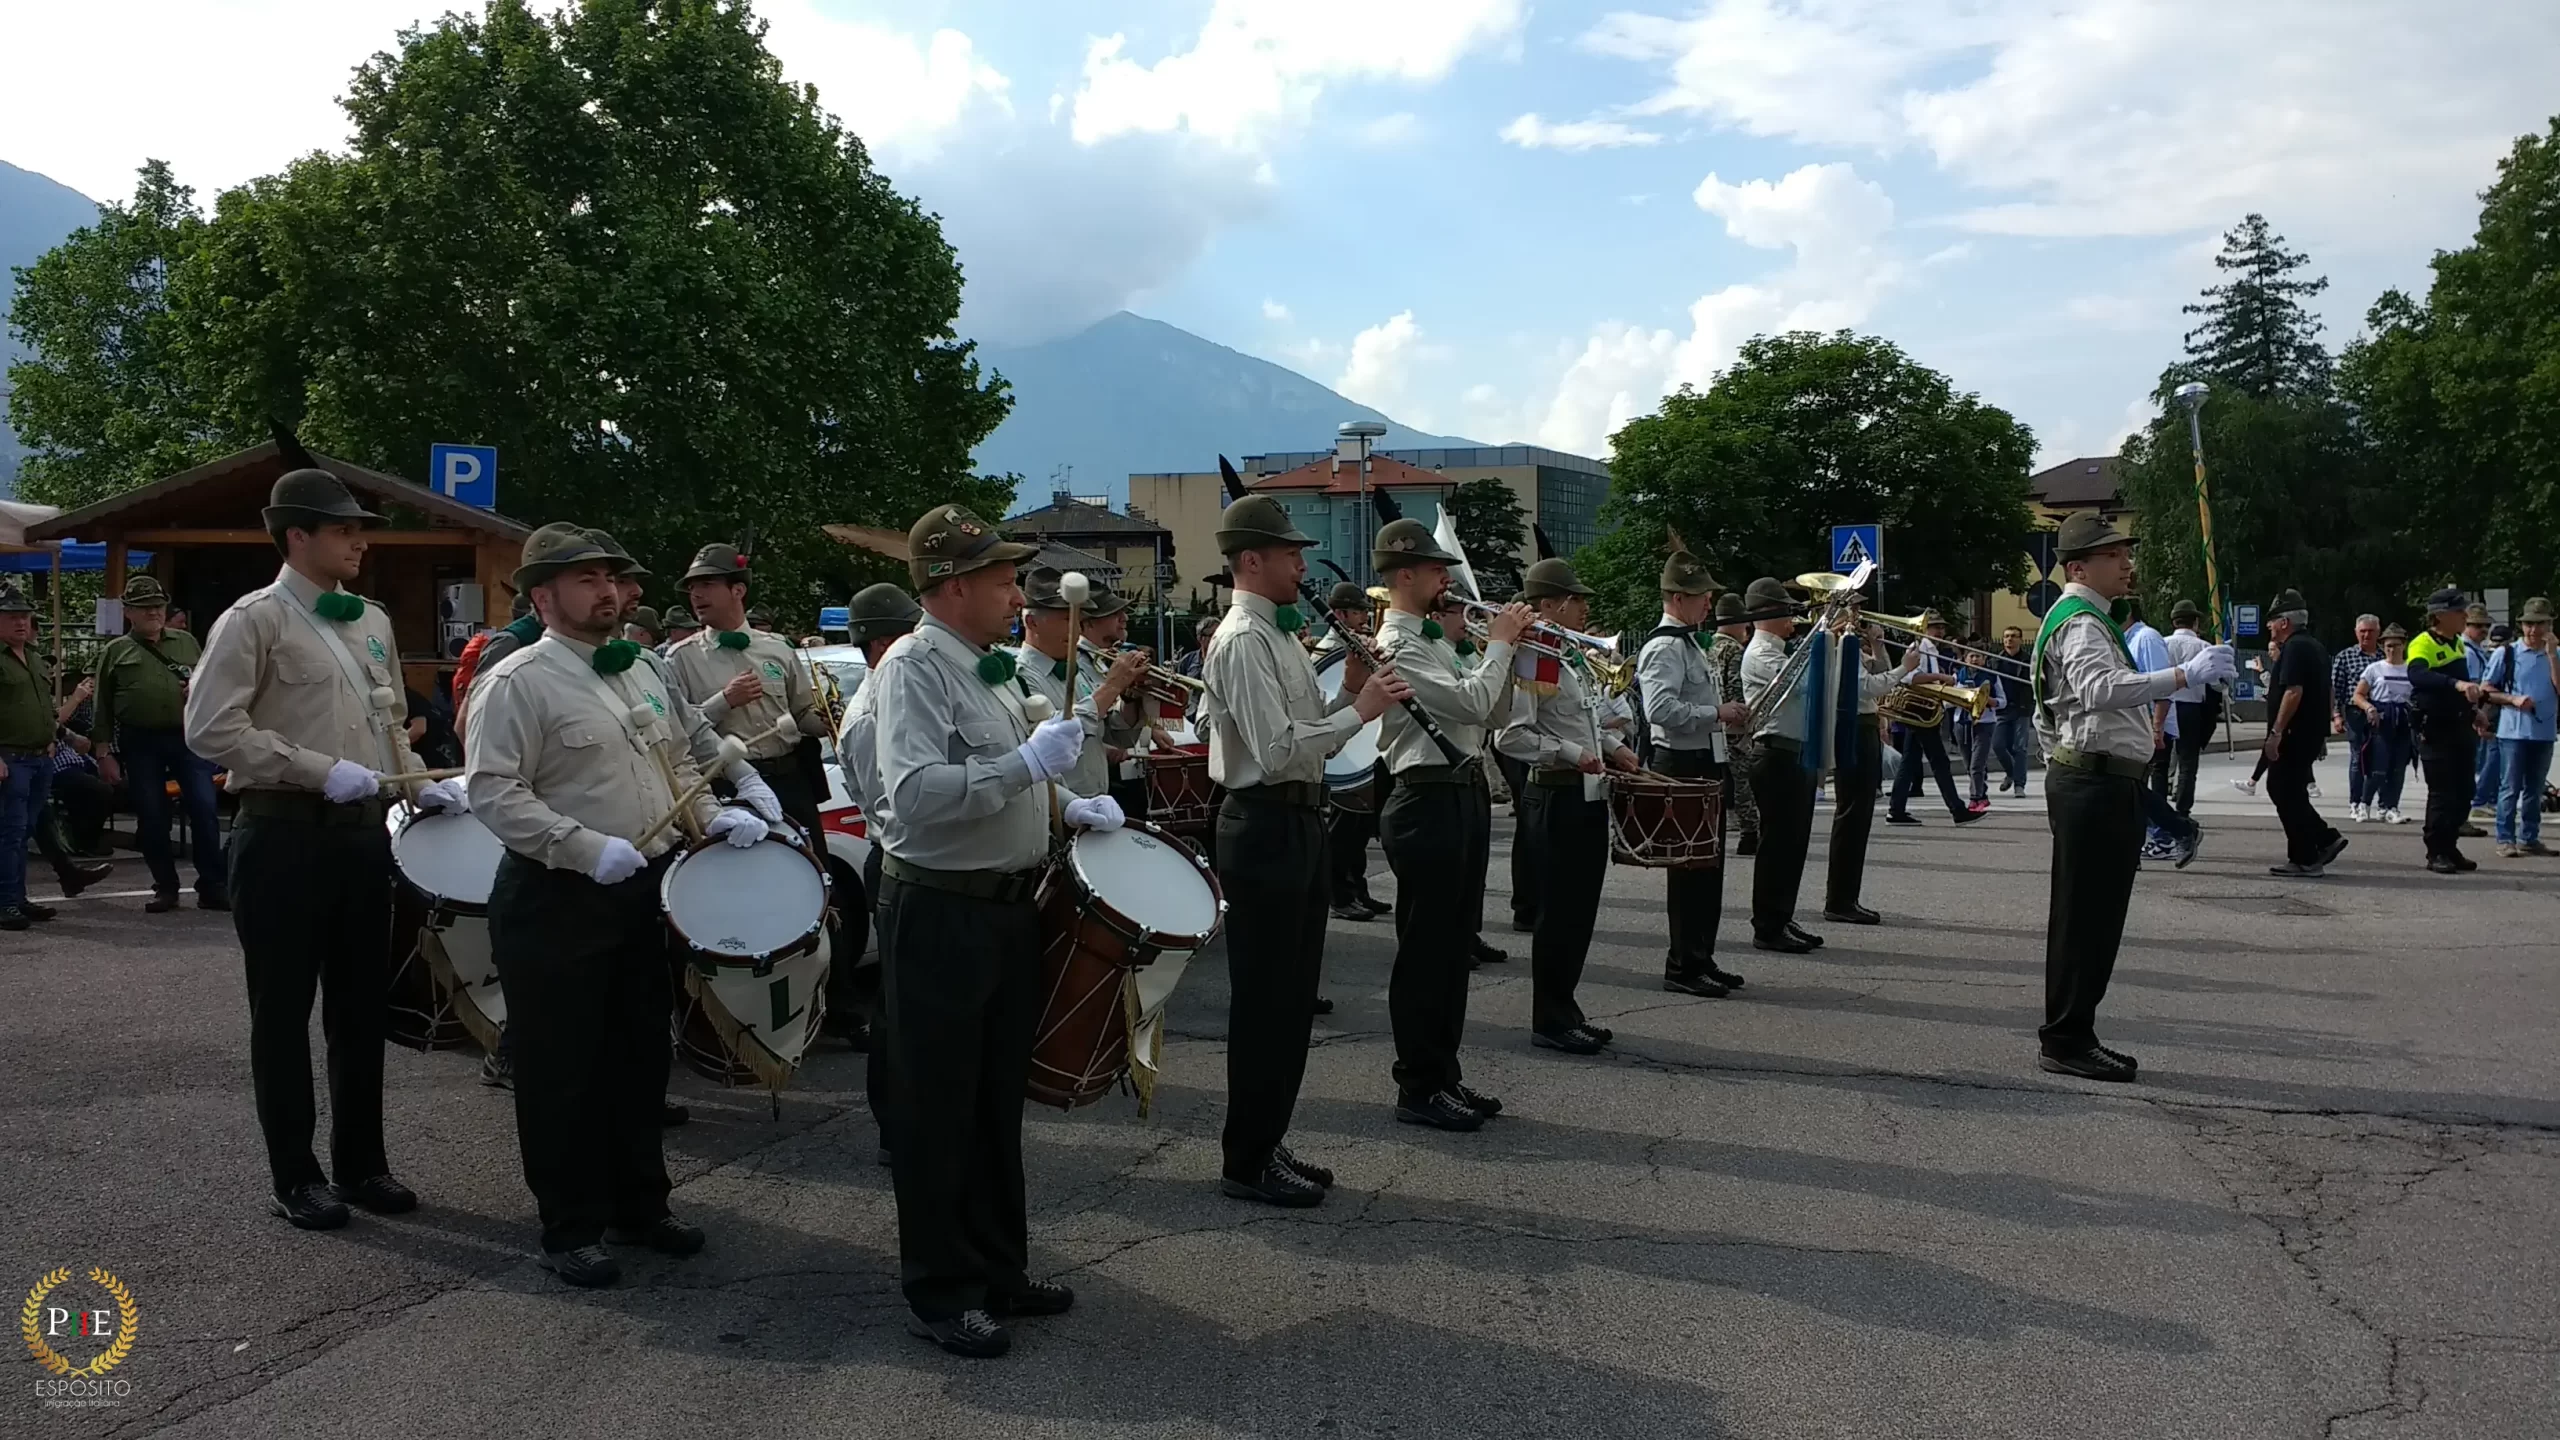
94, 576, 204, 756
0, 586, 53, 754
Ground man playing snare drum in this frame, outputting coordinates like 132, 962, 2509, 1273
870, 504, 1122, 1358
1199, 496, 1409, 1207
466, 524, 765, 1288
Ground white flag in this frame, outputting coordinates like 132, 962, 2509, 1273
1433, 507, 1481, 601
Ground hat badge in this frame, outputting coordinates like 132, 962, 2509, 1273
920, 531, 947, 552
1391, 535, 1415, 551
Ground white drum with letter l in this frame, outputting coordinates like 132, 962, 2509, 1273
662, 829, 834, 1095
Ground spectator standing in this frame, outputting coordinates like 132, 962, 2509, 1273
95, 576, 231, 912
1991, 626, 2033, 795
2330, 615, 2384, 820
2350, 626, 2416, 825
2161, 600, 2217, 816
2484, 598, 2557, 857
2262, 591, 2344, 877
2124, 602, 2201, 864
2463, 603, 2500, 824
1956, 645, 1995, 809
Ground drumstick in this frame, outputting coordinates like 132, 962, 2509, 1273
630, 705, 707, 846
632, 716, 791, 850
368, 686, 424, 803
1022, 689, 1067, 840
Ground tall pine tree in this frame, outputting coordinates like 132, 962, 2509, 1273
2179, 214, 2333, 398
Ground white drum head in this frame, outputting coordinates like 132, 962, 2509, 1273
663, 836, 827, 958
1326, 717, 1381, 780
1072, 826, 1220, 941
394, 809, 506, 909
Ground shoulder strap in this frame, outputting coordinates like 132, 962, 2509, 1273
2031, 596, 2129, 717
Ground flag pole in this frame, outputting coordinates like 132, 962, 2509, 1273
2174, 382, 2220, 643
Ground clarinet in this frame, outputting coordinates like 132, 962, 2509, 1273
1296, 580, 1469, 768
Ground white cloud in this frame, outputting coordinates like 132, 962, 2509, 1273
1922, 242, 1975, 266
1336, 311, 1431, 423
1580, 0, 2560, 249
758, 3, 1010, 164
1261, 298, 1292, 321
1069, 0, 1525, 148
1357, 112, 1424, 147
2061, 294, 2152, 332
1499, 113, 1663, 151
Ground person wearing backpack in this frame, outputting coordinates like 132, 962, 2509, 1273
94, 576, 229, 913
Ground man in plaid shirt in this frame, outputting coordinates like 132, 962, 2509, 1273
2330, 615, 2383, 820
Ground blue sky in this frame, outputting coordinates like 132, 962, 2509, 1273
6, 0, 2558, 468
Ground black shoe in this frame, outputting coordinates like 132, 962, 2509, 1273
2316, 833, 2349, 867
661, 1101, 689, 1127
2173, 825, 2205, 869
2452, 852, 2479, 872
1532, 1026, 1605, 1055
334, 1174, 418, 1215
1511, 915, 1537, 933
1355, 889, 1391, 917
818, 1011, 862, 1041
1221, 1159, 1326, 1207
20, 900, 56, 922
1885, 813, 1922, 826
480, 1050, 513, 1089
1273, 1144, 1334, 1189
2269, 861, 2326, 878
1784, 923, 1825, 950
1751, 929, 1812, 955
55, 860, 112, 897
1662, 970, 1730, 997
1312, 995, 1334, 1016
1396, 1090, 1484, 1130
271, 1182, 352, 1230
605, 1215, 705, 1256
989, 1278, 1074, 1317
1735, 830, 1760, 856
1822, 904, 1880, 925
146, 890, 182, 914
2427, 855, 2460, 874
1952, 807, 1986, 826
1331, 901, 1374, 922
1701, 962, 1746, 990
908, 1309, 1009, 1358
2458, 821, 2487, 838
2038, 1047, 2138, 1083
2095, 1043, 2139, 1071
196, 885, 231, 912
539, 1244, 623, 1288
1469, 941, 1508, 965
1453, 1083, 1502, 1117
0, 907, 28, 932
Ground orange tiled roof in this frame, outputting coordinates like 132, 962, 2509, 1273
1249, 454, 1449, 497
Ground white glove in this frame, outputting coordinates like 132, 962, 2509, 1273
1017, 714, 1085, 783
413, 778, 470, 815
590, 837, 646, 885
2185, 644, 2237, 687
731, 770, 785, 823
1062, 794, 1125, 831
707, 807, 768, 849
323, 759, 383, 804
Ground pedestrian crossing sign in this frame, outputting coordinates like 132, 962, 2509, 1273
1831, 524, 1882, 577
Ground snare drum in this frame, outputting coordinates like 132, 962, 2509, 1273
1028, 823, 1224, 1110
1606, 772, 1724, 868
660, 829, 831, 973
674, 930, 831, 1092
390, 807, 511, 1046
1142, 744, 1217, 838
1314, 649, 1382, 812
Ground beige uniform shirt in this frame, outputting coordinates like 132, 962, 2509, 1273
665, 627, 826, 760
1200, 590, 1361, 789
870, 617, 1057, 873
1498, 656, 1627, 784
1013, 640, 1114, 798
184, 565, 420, 792
1374, 608, 1516, 771
1638, 619, 1723, 756
1741, 630, 1800, 742
633, 645, 758, 791
463, 634, 718, 872
2035, 583, 2183, 763
840, 667, 886, 819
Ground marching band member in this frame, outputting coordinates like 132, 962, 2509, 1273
467, 525, 755, 1286
1316, 583, 1390, 924
1013, 567, 1150, 804
1434, 588, 1510, 970
1200, 496, 1409, 1206
588, 532, 784, 827
1078, 586, 1162, 822
838, 581, 923, 1161
665, 543, 831, 844
2031, 511, 2232, 1081
1825, 604, 1919, 926
1497, 558, 1638, 1052
1704, 592, 1762, 856
1737, 576, 1825, 954
185, 468, 451, 1231
1367, 518, 1530, 1132
1637, 549, 1750, 996
872, 504, 1115, 1358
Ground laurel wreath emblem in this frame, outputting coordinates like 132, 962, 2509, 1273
21, 1267, 139, 1378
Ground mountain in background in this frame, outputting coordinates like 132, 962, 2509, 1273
971, 311, 1478, 510
0, 161, 104, 496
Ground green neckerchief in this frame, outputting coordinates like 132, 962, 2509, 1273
1048, 654, 1070, 681
1273, 603, 1304, 634
592, 638, 642, 676
714, 629, 753, 650
313, 590, 365, 623
1420, 618, 1445, 642
977, 649, 1018, 687
2031, 593, 2132, 717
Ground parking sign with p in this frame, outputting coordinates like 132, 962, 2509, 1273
429, 443, 498, 510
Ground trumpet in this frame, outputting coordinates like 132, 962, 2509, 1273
1076, 639, 1206, 700
1452, 598, 1625, 661
1457, 609, 1636, 697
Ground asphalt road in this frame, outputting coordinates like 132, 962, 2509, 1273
6, 741, 2554, 1439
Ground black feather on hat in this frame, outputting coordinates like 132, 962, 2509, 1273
1372, 488, 1405, 524
1218, 455, 1251, 503
1533, 524, 1557, 562
270, 417, 317, 472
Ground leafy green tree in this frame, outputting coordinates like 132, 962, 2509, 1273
6, 162, 232, 507
1573, 331, 2036, 635
1444, 476, 1527, 599
2180, 213, 2334, 399
2340, 117, 2560, 604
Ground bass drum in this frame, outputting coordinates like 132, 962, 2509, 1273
1314, 648, 1384, 813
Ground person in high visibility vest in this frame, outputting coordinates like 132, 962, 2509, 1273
2406, 587, 2489, 873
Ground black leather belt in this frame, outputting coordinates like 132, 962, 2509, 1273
237, 790, 388, 826
881, 854, 1041, 903
1396, 758, 1482, 786
1230, 780, 1324, 809
1528, 768, 1593, 789
1758, 735, 1802, 754
2050, 746, 2149, 780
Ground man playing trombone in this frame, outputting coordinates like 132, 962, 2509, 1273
1885, 611, 1985, 828
1498, 557, 1640, 1052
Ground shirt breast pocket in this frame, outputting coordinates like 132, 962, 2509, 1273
948, 717, 1013, 764
275, 657, 336, 689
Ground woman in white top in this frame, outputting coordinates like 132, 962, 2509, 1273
2354, 626, 2415, 821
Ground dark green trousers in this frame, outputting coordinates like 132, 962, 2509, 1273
1826, 716, 1882, 911
1527, 783, 1608, 1032
1746, 743, 1816, 935
1653, 746, 1727, 971
2040, 761, 2143, 1051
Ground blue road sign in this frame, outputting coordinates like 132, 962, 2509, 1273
429, 443, 498, 510
818, 606, 850, 632
2234, 604, 2261, 638
1831, 523, 1882, 576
